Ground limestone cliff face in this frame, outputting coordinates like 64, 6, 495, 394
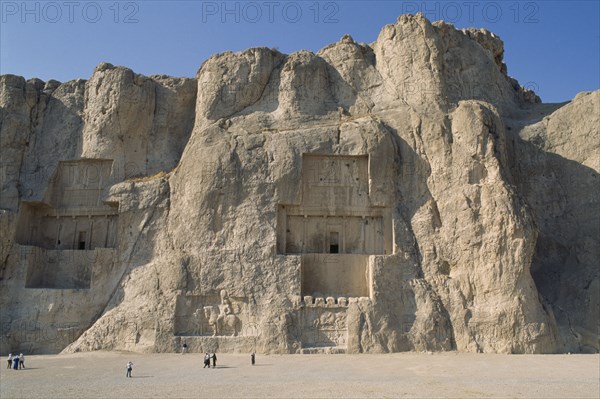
0, 66, 196, 353
0, 14, 597, 355
82, 63, 197, 179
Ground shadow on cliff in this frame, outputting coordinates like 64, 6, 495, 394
508, 129, 599, 353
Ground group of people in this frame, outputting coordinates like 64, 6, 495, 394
6, 353, 25, 370
203, 352, 217, 368
203, 352, 255, 366
122, 349, 256, 378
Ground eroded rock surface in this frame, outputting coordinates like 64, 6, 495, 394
0, 14, 597, 355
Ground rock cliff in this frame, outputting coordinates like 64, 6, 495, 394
0, 14, 597, 354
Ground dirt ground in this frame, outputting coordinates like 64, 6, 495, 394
1, 351, 598, 398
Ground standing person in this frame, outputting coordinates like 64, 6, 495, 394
12, 354, 19, 370
211, 353, 217, 368
18, 353, 24, 369
7, 353, 12, 369
181, 341, 188, 354
126, 361, 133, 378
203, 353, 210, 368
251, 352, 255, 365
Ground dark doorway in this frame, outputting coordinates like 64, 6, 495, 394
329, 232, 339, 253
78, 231, 86, 250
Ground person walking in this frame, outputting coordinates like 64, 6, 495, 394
203, 353, 210, 368
18, 353, 24, 369
126, 361, 133, 378
251, 352, 255, 365
211, 353, 217, 368
7, 353, 12, 369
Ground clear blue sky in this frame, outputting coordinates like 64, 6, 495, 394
1, 1, 598, 102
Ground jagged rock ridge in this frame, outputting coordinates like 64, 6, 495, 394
0, 14, 597, 354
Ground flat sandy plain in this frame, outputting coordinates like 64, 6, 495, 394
1, 351, 598, 398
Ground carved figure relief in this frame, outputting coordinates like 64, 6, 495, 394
200, 305, 241, 337
176, 293, 245, 337
300, 308, 348, 348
